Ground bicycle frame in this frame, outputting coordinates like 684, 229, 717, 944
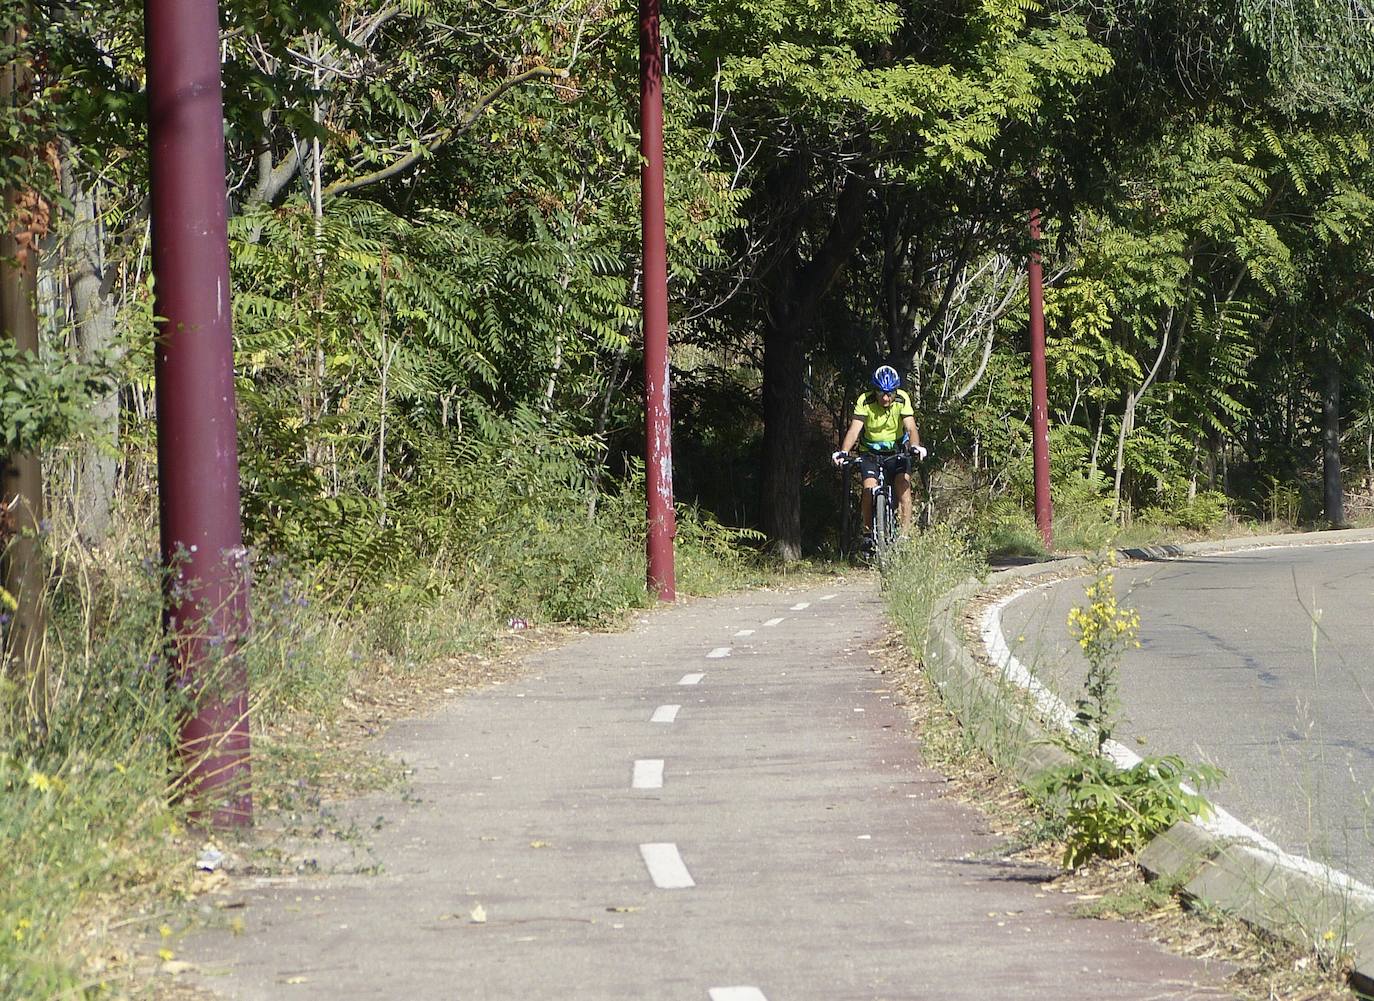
839, 455, 899, 560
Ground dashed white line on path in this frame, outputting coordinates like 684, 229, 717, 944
679, 673, 704, 685
651, 704, 681, 723
819, 593, 838, 601
709, 988, 768, 1001
632, 759, 664, 789
762, 617, 784, 627
734, 629, 755, 637
706, 647, 731, 659
639, 843, 695, 888
790, 602, 811, 610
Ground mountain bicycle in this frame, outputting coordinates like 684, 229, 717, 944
836, 451, 905, 561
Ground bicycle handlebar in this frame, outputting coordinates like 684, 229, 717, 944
833, 447, 926, 467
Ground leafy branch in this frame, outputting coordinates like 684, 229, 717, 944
323, 66, 571, 199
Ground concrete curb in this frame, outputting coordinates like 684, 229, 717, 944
920, 527, 1374, 995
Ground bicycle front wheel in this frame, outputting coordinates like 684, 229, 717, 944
873, 490, 895, 555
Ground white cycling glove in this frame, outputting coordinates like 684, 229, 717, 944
911, 445, 928, 461
831, 450, 848, 467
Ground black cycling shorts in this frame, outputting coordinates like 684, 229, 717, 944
857, 450, 910, 483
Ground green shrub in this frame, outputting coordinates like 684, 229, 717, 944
1, 528, 185, 997
881, 524, 986, 652
1138, 488, 1229, 532
501, 509, 648, 623
969, 502, 1047, 558
674, 506, 767, 595
1033, 754, 1221, 868
1173, 489, 1229, 531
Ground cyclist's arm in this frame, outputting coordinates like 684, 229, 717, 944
838, 417, 865, 455
903, 415, 921, 449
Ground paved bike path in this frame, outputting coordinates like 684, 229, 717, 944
188, 581, 1232, 999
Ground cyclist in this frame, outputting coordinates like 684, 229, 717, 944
831, 365, 926, 544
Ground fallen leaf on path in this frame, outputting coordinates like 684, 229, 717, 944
606, 906, 641, 913
470, 904, 487, 923
282, 976, 309, 985
529, 840, 551, 848
160, 960, 196, 976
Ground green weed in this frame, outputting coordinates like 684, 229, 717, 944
880, 525, 987, 653
1034, 754, 1220, 868
1040, 562, 1221, 868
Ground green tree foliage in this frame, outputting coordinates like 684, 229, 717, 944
13, 0, 1374, 573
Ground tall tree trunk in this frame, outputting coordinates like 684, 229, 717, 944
1113, 313, 1175, 518
1322, 351, 1343, 526
1365, 422, 1372, 493
1, 9, 49, 733
760, 304, 804, 559
1112, 393, 1134, 518
1088, 405, 1105, 481
756, 167, 869, 559
64, 161, 121, 546
1206, 429, 1220, 491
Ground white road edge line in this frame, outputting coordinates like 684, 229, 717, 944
651, 704, 681, 723
982, 587, 1374, 903
709, 988, 768, 1001
679, 673, 704, 686
632, 759, 664, 789
734, 629, 755, 637
762, 617, 784, 627
706, 647, 731, 659
790, 602, 810, 610
639, 843, 694, 888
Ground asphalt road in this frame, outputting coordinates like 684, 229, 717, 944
999, 541, 1374, 886
186, 581, 1230, 999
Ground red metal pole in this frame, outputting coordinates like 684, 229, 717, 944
146, 0, 252, 826
0, 9, 50, 735
639, 0, 676, 601
1028, 209, 1053, 550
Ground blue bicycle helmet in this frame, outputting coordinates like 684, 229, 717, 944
871, 365, 901, 392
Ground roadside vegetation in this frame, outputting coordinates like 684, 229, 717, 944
1, 481, 769, 997
880, 540, 1363, 1000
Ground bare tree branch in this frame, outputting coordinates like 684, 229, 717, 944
323, 66, 569, 199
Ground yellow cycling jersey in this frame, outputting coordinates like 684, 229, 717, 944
853, 389, 913, 451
